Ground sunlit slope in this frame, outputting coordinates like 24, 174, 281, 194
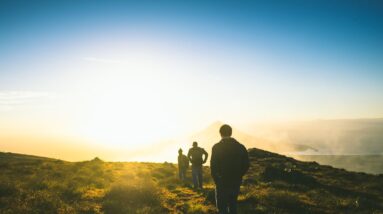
242, 148, 383, 213
0, 150, 382, 213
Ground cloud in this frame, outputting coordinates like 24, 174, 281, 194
83, 57, 122, 64
0, 91, 53, 111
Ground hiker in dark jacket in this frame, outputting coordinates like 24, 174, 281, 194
178, 148, 189, 181
187, 142, 208, 189
211, 124, 250, 214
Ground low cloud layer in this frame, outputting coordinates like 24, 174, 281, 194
0, 91, 53, 111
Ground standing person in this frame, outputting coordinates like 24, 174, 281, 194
177, 149, 189, 181
187, 141, 208, 189
211, 124, 250, 214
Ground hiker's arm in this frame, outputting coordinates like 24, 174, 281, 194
241, 147, 250, 177
210, 147, 219, 183
203, 149, 208, 163
187, 150, 192, 161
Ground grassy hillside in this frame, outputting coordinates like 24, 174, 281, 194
0, 149, 382, 214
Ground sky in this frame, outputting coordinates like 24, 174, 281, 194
0, 0, 382, 159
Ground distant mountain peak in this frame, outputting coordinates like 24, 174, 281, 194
206, 121, 225, 129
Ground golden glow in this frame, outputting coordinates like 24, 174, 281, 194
68, 56, 191, 149
2, 44, 382, 162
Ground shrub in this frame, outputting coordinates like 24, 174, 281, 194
102, 179, 166, 214
0, 182, 18, 197
263, 191, 307, 212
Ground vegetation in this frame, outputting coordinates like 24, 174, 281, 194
0, 149, 382, 213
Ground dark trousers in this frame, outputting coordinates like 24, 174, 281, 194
215, 184, 240, 214
191, 165, 203, 188
179, 168, 187, 181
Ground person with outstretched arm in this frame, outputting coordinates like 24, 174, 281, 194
187, 141, 208, 189
211, 124, 250, 214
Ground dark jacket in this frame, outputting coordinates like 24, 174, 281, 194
178, 154, 189, 170
188, 147, 208, 166
210, 137, 250, 186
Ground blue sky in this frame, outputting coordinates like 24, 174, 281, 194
0, 0, 383, 137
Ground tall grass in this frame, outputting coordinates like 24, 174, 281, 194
102, 179, 166, 214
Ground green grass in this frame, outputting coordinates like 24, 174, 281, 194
0, 149, 382, 213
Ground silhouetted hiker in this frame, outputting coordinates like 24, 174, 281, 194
178, 148, 189, 181
187, 141, 208, 189
211, 124, 250, 214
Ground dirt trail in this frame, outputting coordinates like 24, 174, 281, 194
162, 186, 217, 213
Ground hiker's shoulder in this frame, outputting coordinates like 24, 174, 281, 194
230, 138, 247, 149
212, 139, 226, 150
210, 143, 218, 152
197, 147, 207, 153
234, 139, 246, 148
187, 148, 194, 154
236, 142, 248, 153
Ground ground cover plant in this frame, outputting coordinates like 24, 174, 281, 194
0, 148, 382, 213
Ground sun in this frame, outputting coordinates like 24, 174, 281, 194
70, 78, 184, 149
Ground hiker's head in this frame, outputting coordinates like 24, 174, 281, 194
178, 149, 183, 154
219, 124, 232, 138
192, 141, 198, 147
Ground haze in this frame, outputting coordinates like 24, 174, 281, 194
1, 1, 382, 162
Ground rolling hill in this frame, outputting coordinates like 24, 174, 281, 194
1, 148, 382, 213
